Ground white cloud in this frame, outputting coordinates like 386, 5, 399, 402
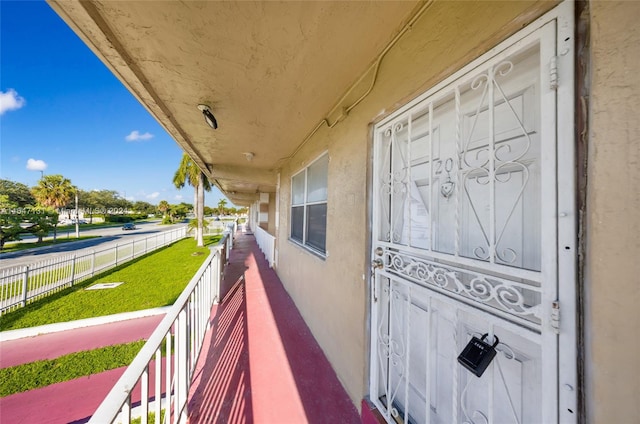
0, 89, 26, 115
26, 158, 48, 171
146, 192, 160, 200
174, 194, 183, 200
125, 130, 153, 142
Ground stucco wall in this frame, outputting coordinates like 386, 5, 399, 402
275, 0, 556, 407
586, 1, 640, 422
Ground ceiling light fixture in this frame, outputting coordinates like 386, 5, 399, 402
197, 104, 218, 129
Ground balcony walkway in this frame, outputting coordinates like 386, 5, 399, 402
187, 231, 360, 423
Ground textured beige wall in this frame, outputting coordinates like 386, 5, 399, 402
586, 2, 640, 422
275, 0, 556, 407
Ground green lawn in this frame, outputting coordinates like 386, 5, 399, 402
1, 235, 101, 254
132, 410, 165, 424
0, 340, 147, 397
0, 235, 222, 331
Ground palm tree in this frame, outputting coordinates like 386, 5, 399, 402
158, 200, 170, 219
173, 153, 211, 247
217, 198, 228, 216
31, 174, 75, 241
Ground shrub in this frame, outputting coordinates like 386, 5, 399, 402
104, 215, 132, 223
103, 214, 146, 223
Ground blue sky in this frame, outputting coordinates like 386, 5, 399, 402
0, 0, 227, 207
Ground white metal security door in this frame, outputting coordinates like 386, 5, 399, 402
369, 4, 576, 424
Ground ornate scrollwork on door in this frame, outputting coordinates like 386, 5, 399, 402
383, 249, 541, 325
379, 121, 410, 244
376, 280, 412, 421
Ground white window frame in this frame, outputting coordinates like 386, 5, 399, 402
290, 152, 328, 256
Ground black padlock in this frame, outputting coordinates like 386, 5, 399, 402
457, 333, 499, 378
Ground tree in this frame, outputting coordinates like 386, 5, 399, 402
158, 200, 170, 219
0, 196, 58, 248
0, 195, 23, 249
89, 189, 129, 219
25, 207, 58, 243
217, 198, 228, 216
173, 153, 211, 247
31, 174, 75, 241
77, 189, 98, 223
132, 201, 156, 215
170, 203, 189, 220
0, 179, 36, 207
188, 217, 210, 236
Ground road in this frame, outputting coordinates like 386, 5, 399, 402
0, 222, 187, 270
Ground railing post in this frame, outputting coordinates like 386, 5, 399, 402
165, 334, 172, 421
213, 248, 222, 303
115, 244, 119, 266
219, 247, 225, 284
140, 366, 149, 424
70, 254, 77, 287
21, 266, 29, 307
145, 237, 148, 254
131, 239, 135, 259
91, 250, 96, 276
209, 257, 214, 304
121, 397, 131, 424
154, 349, 161, 424
177, 308, 188, 422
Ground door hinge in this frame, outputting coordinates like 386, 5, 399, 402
549, 56, 559, 90
551, 300, 560, 334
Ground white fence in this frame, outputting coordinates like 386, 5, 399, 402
0, 227, 188, 315
200, 220, 237, 236
254, 225, 275, 268
88, 232, 233, 424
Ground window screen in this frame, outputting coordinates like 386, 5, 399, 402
290, 153, 328, 255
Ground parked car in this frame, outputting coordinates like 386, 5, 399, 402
122, 223, 137, 230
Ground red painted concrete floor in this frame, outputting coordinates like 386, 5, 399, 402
0, 232, 361, 423
187, 233, 360, 424
0, 314, 163, 368
0, 316, 162, 423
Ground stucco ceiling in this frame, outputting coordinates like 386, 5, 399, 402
48, 0, 420, 205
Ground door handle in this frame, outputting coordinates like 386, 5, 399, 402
372, 259, 384, 270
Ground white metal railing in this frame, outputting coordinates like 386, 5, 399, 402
225, 221, 237, 252
206, 221, 236, 254
88, 232, 233, 424
254, 225, 275, 268
201, 220, 238, 237
0, 227, 187, 314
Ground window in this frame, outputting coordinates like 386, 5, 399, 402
290, 153, 328, 254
